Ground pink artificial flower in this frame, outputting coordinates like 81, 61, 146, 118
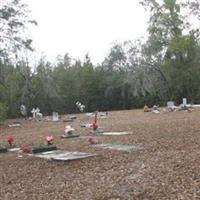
46, 135, 54, 142
64, 125, 75, 134
46, 135, 54, 145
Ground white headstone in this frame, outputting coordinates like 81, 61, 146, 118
20, 104, 27, 116
167, 101, 174, 107
52, 112, 59, 121
183, 98, 187, 106
31, 107, 43, 121
31, 108, 37, 119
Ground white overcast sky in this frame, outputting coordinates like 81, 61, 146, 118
25, 0, 149, 64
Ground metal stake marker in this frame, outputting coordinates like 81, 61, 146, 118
94, 111, 98, 123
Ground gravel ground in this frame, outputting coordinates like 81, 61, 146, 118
1, 109, 200, 200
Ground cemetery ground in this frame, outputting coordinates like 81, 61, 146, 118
1, 109, 200, 200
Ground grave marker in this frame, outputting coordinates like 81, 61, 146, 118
31, 107, 43, 121
52, 112, 59, 121
20, 104, 27, 118
92, 143, 143, 152
183, 98, 187, 106
102, 131, 131, 136
31, 150, 96, 161
167, 101, 174, 108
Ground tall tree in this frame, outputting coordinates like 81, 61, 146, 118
0, 0, 37, 60
139, 0, 200, 102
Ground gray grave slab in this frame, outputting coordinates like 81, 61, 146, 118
8, 123, 21, 127
80, 123, 92, 128
102, 131, 131, 136
192, 104, 200, 108
30, 150, 96, 161
99, 116, 108, 119
85, 113, 94, 117
61, 134, 80, 139
8, 148, 20, 152
93, 143, 143, 152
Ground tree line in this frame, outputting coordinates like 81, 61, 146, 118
1, 0, 200, 119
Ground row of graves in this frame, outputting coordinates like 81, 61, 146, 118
6, 98, 198, 163
8, 104, 78, 127
143, 98, 200, 114
3, 106, 143, 162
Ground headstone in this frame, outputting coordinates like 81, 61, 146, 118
36, 107, 40, 113
52, 112, 59, 121
183, 98, 187, 106
167, 101, 174, 107
31, 108, 37, 119
31, 107, 43, 121
20, 104, 27, 117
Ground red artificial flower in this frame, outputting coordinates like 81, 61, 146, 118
91, 122, 98, 130
7, 136, 14, 147
21, 145, 31, 153
88, 137, 95, 144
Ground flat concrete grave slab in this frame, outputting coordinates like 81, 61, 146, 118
8, 148, 21, 152
31, 150, 96, 161
93, 143, 143, 152
8, 122, 21, 127
102, 131, 131, 136
80, 123, 92, 128
61, 134, 80, 139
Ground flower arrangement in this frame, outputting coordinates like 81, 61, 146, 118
64, 125, 75, 135
7, 136, 14, 147
76, 101, 85, 112
46, 135, 54, 145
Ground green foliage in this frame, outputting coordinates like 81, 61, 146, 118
0, 102, 7, 122
0, 0, 37, 60
1, 0, 200, 119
